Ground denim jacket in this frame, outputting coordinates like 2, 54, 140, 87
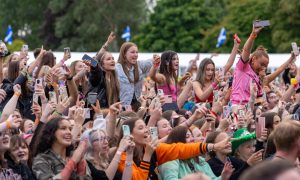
116, 59, 152, 105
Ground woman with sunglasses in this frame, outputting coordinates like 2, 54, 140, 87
83, 128, 134, 179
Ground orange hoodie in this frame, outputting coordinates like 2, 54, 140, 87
118, 142, 207, 180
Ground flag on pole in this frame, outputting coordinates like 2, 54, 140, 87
121, 26, 131, 42
216, 27, 226, 48
4, 25, 13, 45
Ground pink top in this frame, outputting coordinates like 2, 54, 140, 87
157, 84, 177, 102
231, 58, 262, 105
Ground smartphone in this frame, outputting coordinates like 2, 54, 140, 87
33, 93, 38, 104
165, 95, 172, 103
84, 108, 91, 119
82, 54, 98, 67
49, 91, 57, 104
253, 20, 271, 28
122, 125, 130, 136
233, 33, 241, 44
213, 91, 219, 101
228, 77, 233, 87
22, 44, 29, 52
205, 103, 211, 110
291, 42, 299, 56
64, 47, 70, 54
35, 78, 42, 86
150, 127, 158, 139
223, 105, 231, 118
87, 92, 97, 106
0, 40, 9, 57
238, 109, 245, 117
256, 117, 265, 139
157, 89, 164, 96
293, 114, 299, 120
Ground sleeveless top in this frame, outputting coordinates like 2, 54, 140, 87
157, 84, 177, 102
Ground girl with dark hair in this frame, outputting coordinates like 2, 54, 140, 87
260, 112, 281, 133
6, 135, 36, 180
149, 50, 179, 102
116, 115, 231, 180
193, 39, 240, 104
32, 117, 91, 179
0, 60, 35, 120
159, 126, 233, 180
88, 32, 120, 108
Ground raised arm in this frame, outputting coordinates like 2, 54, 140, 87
105, 102, 121, 139
241, 25, 263, 62
0, 84, 21, 122
28, 46, 46, 75
223, 39, 240, 73
266, 52, 296, 84
96, 32, 116, 57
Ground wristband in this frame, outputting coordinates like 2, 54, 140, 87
14, 92, 21, 97
116, 151, 122, 155
67, 76, 73, 81
6, 120, 11, 129
250, 33, 257, 40
125, 161, 132, 166
51, 82, 58, 88
54, 111, 63, 116
153, 63, 160, 69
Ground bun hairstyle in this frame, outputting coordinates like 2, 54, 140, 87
250, 45, 269, 61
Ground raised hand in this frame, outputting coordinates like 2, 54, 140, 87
56, 95, 70, 114
72, 140, 88, 163
74, 107, 85, 125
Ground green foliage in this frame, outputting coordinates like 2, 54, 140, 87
134, 0, 228, 52
201, 0, 273, 52
0, 0, 146, 51
270, 0, 300, 52
6, 39, 26, 53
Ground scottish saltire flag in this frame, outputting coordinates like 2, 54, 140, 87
121, 26, 131, 42
4, 25, 13, 45
216, 27, 226, 48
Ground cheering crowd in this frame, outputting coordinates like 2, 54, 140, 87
0, 23, 299, 180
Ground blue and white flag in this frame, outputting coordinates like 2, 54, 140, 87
121, 26, 131, 42
4, 25, 13, 45
216, 27, 226, 48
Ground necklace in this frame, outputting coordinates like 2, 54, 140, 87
274, 155, 286, 160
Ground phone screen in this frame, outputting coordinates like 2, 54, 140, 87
87, 92, 97, 106
291, 42, 299, 56
82, 54, 98, 67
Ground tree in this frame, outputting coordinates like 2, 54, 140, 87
270, 0, 300, 52
0, 0, 147, 51
134, 0, 228, 52
200, 0, 273, 53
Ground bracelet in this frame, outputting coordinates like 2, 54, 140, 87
14, 92, 21, 97
102, 44, 108, 50
52, 82, 58, 88
6, 120, 11, 129
250, 33, 257, 40
112, 158, 120, 164
125, 161, 132, 166
67, 76, 73, 81
54, 111, 62, 116
116, 151, 122, 155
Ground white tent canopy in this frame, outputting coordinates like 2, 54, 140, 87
25, 52, 295, 70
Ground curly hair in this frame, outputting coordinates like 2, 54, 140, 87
31, 118, 73, 158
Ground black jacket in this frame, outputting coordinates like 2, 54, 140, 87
88, 66, 109, 108
207, 156, 250, 180
0, 74, 34, 120
6, 153, 37, 180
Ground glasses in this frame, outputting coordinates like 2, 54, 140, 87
91, 136, 110, 143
